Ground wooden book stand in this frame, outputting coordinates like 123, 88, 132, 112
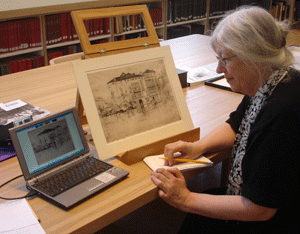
71, 5, 199, 164
71, 5, 160, 125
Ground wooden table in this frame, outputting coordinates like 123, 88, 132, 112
0, 35, 243, 233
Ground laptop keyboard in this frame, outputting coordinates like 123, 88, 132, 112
33, 157, 113, 197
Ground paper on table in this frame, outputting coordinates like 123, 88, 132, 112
0, 199, 45, 234
143, 154, 213, 172
178, 62, 224, 86
289, 46, 300, 70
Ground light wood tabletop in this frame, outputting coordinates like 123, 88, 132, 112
0, 34, 243, 233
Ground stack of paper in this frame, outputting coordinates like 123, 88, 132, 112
0, 199, 45, 234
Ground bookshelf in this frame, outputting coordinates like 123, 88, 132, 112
270, 0, 296, 23
0, 0, 298, 76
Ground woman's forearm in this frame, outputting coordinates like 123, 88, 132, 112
183, 192, 277, 222
193, 122, 237, 156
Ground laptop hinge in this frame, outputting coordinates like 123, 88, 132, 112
27, 177, 38, 186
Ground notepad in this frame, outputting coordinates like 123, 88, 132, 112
0, 199, 45, 234
143, 154, 213, 172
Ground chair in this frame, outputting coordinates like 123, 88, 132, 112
49, 52, 84, 65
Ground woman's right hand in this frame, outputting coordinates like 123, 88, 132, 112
163, 140, 199, 166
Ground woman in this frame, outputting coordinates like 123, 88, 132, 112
151, 6, 299, 233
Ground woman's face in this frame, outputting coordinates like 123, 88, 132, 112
215, 44, 264, 96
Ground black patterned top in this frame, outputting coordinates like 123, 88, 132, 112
226, 67, 300, 232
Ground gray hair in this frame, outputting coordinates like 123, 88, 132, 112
210, 6, 294, 69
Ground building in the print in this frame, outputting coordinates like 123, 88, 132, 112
33, 125, 69, 153
104, 69, 165, 116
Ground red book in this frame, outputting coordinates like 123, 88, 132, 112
45, 15, 54, 45
49, 14, 59, 44
35, 18, 42, 47
67, 13, 72, 41
99, 18, 104, 35
149, 9, 156, 26
8, 60, 16, 73
56, 14, 62, 44
157, 8, 163, 26
20, 19, 29, 50
60, 13, 68, 42
28, 18, 34, 47
84, 20, 90, 37
30, 18, 37, 48
8, 21, 15, 52
13, 21, 19, 51
71, 18, 78, 41
17, 59, 27, 72
31, 56, 38, 69
134, 15, 138, 30
103, 18, 110, 34
94, 18, 100, 36
36, 56, 44, 68
66, 45, 73, 54
0, 22, 9, 54
26, 58, 32, 70
89, 19, 94, 37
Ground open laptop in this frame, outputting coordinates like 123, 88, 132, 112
9, 107, 129, 209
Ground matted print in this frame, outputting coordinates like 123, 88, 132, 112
72, 46, 194, 160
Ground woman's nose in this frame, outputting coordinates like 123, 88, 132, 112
216, 60, 226, 74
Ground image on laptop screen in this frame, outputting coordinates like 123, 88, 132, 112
15, 111, 85, 175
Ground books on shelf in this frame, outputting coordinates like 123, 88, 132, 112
45, 13, 80, 46
0, 54, 45, 75
270, 1, 291, 21
167, 0, 207, 24
0, 42, 86, 74
0, 18, 41, 55
46, 7, 162, 45
209, 0, 239, 17
167, 0, 240, 25
113, 8, 162, 35
149, 8, 163, 27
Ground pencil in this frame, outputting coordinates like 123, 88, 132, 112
160, 157, 212, 164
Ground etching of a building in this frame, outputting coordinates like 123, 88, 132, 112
105, 69, 165, 116
33, 125, 70, 153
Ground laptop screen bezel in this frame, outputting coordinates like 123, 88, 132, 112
9, 107, 90, 181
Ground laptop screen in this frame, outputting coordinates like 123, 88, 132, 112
12, 109, 86, 176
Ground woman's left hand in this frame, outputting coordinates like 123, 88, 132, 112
151, 167, 191, 210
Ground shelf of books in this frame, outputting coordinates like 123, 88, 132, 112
165, 0, 240, 39
0, 2, 164, 76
